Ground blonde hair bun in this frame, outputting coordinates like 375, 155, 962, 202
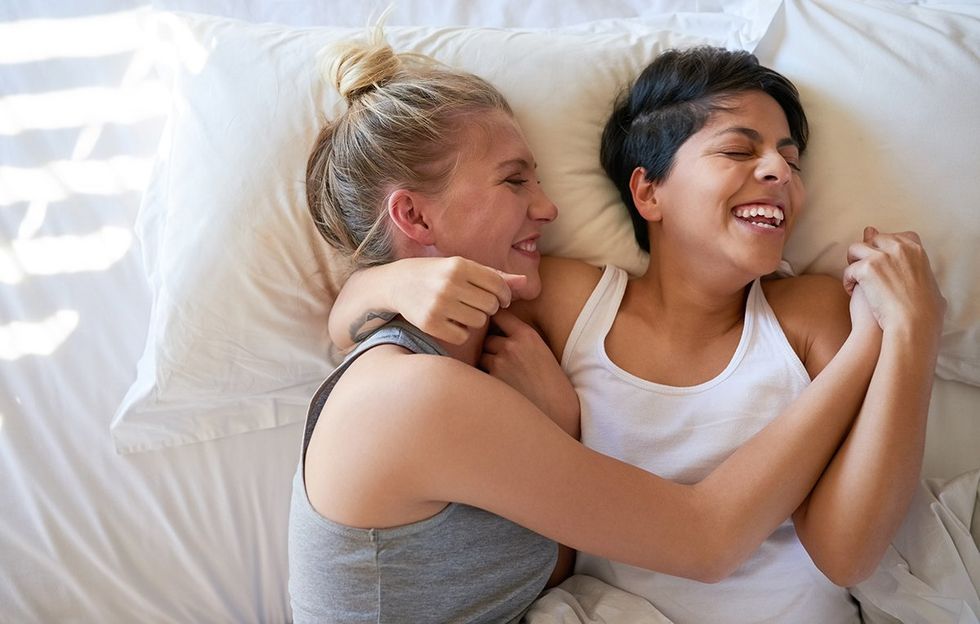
330, 33, 400, 103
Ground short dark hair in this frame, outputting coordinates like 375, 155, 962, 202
600, 46, 808, 252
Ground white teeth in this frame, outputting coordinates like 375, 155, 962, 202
514, 240, 537, 252
732, 204, 785, 227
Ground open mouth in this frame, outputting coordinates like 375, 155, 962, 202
732, 204, 784, 229
512, 238, 538, 254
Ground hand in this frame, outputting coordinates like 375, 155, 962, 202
843, 227, 946, 337
847, 284, 880, 338
480, 309, 580, 431
393, 257, 527, 345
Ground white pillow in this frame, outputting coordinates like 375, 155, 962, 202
755, 0, 980, 386
112, 10, 773, 453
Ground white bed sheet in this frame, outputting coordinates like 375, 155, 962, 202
1, 1, 977, 622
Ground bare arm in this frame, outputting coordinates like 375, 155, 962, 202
791, 230, 945, 586
336, 326, 880, 583
328, 257, 523, 347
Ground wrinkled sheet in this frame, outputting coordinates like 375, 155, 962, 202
526, 472, 980, 624
854, 469, 980, 624
525, 575, 674, 624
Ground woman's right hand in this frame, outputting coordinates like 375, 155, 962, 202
843, 227, 946, 337
389, 257, 527, 345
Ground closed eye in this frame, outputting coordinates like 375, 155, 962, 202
506, 178, 529, 186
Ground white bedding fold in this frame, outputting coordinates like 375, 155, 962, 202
853, 469, 980, 624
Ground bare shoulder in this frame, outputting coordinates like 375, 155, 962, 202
334, 347, 482, 415
514, 256, 604, 356
328, 347, 569, 485
763, 274, 848, 320
307, 347, 549, 525
762, 274, 850, 374
332, 347, 535, 436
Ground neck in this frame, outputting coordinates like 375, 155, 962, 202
636, 245, 752, 340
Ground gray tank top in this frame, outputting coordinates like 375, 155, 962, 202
288, 321, 557, 623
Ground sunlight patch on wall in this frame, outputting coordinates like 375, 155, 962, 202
0, 227, 133, 284
0, 9, 148, 64
0, 84, 168, 136
0, 157, 153, 205
0, 310, 79, 360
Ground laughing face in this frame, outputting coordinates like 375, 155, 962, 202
426, 111, 558, 300
650, 90, 806, 279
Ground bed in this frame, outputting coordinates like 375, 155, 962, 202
1, 1, 977, 622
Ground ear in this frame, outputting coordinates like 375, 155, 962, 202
629, 167, 662, 222
387, 189, 437, 246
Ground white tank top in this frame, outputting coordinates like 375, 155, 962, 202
564, 265, 860, 624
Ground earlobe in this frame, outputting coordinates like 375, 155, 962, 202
387, 190, 437, 246
629, 167, 662, 222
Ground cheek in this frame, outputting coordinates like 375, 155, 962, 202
790, 180, 806, 217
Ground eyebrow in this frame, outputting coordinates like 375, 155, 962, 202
495, 158, 536, 172
714, 127, 799, 150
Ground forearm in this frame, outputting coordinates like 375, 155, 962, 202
794, 326, 940, 585
328, 267, 397, 348
694, 330, 879, 575
547, 394, 580, 439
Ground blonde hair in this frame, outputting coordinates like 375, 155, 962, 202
306, 25, 512, 268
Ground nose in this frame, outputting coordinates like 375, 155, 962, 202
530, 184, 558, 223
756, 151, 791, 185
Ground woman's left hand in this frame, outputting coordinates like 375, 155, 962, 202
480, 309, 580, 437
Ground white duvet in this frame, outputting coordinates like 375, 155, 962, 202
526, 469, 980, 624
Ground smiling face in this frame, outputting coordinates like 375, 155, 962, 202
425, 111, 558, 300
646, 90, 806, 279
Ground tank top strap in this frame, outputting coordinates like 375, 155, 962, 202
560, 265, 628, 369
746, 278, 811, 383
302, 321, 445, 457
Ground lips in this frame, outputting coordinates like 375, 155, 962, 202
512, 236, 539, 253
732, 203, 785, 228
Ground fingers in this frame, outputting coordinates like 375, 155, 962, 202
848, 228, 926, 264
863, 226, 878, 244
841, 262, 863, 296
847, 241, 876, 265
489, 308, 532, 337
427, 319, 472, 346
841, 227, 944, 333
421, 257, 519, 335
498, 271, 528, 295
448, 257, 515, 309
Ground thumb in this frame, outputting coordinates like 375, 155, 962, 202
864, 226, 879, 244
493, 270, 528, 298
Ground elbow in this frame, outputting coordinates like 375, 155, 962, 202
678, 499, 755, 584
816, 557, 878, 588
692, 563, 736, 585
688, 550, 743, 584
807, 541, 884, 588
687, 532, 749, 584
